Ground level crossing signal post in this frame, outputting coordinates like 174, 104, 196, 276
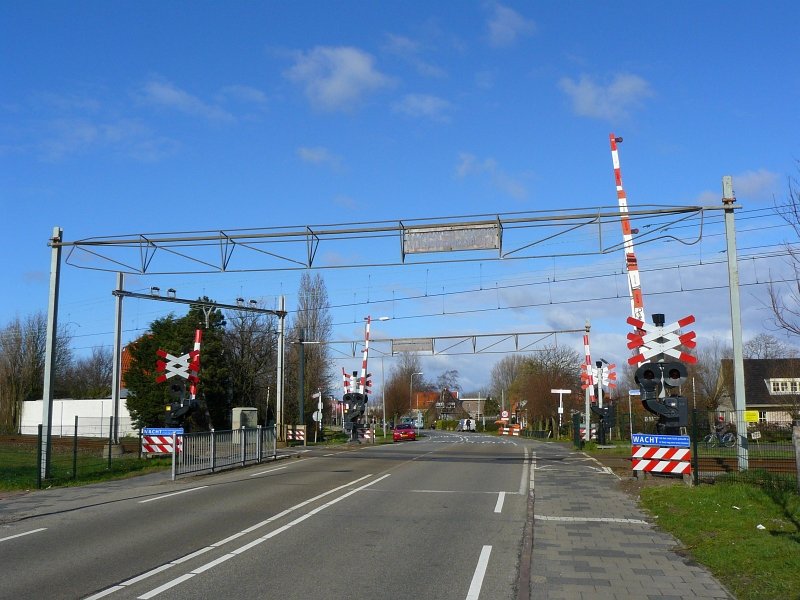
628, 313, 695, 435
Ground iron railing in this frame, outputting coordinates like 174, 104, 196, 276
166, 426, 277, 479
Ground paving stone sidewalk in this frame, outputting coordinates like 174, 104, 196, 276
528, 441, 734, 599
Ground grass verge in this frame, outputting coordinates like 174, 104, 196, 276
0, 445, 170, 491
639, 482, 800, 599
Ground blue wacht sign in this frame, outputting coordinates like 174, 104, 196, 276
142, 427, 184, 436
631, 433, 690, 448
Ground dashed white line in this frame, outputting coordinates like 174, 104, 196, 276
248, 465, 287, 477
0, 527, 47, 543
138, 486, 208, 504
465, 545, 492, 600
494, 492, 505, 513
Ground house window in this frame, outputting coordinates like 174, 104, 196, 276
759, 411, 767, 424
768, 378, 800, 394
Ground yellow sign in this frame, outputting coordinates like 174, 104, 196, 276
744, 410, 759, 423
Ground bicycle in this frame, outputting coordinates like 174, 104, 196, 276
702, 430, 736, 448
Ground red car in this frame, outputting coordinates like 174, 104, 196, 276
393, 423, 417, 442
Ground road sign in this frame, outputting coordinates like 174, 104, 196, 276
312, 411, 322, 422
142, 427, 184, 436
155, 349, 200, 382
631, 433, 690, 448
501, 410, 509, 418
626, 315, 697, 365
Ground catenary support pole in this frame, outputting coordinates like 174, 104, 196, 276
276, 295, 285, 440
110, 272, 124, 444
40, 226, 63, 480
723, 176, 748, 470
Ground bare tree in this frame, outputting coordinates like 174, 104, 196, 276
742, 332, 798, 359
769, 162, 800, 337
0, 313, 71, 433
224, 309, 278, 423
690, 336, 732, 410
285, 273, 333, 425
62, 346, 113, 398
509, 345, 582, 427
489, 354, 525, 402
435, 369, 461, 393
382, 352, 424, 421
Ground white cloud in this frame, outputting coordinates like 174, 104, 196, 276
140, 79, 234, 122
38, 117, 178, 161
285, 46, 394, 112
695, 168, 780, 204
218, 85, 268, 107
297, 146, 342, 169
487, 4, 536, 47
393, 94, 452, 121
732, 169, 780, 200
383, 33, 446, 78
456, 152, 528, 200
559, 73, 653, 120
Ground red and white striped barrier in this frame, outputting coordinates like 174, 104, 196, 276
500, 425, 521, 436
360, 428, 373, 441
631, 445, 691, 474
142, 435, 182, 454
285, 426, 306, 442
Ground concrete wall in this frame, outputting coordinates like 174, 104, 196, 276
20, 398, 136, 438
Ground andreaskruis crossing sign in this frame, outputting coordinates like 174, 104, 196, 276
626, 315, 697, 365
155, 349, 200, 383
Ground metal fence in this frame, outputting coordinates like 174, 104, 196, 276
571, 407, 799, 491
165, 426, 277, 479
691, 409, 798, 490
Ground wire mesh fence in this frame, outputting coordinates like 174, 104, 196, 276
570, 406, 798, 491
692, 409, 798, 490
0, 417, 160, 490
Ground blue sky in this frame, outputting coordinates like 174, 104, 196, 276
2, 1, 799, 396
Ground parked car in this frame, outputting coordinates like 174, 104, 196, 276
393, 423, 417, 442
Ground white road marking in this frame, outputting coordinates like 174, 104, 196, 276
87, 474, 376, 599
465, 545, 492, 600
248, 465, 287, 477
138, 573, 195, 599
0, 527, 46, 543
138, 486, 208, 504
136, 474, 392, 598
494, 492, 505, 513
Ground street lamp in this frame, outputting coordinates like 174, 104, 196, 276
410, 372, 423, 429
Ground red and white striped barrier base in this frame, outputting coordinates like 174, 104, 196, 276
285, 426, 306, 441
499, 426, 520, 436
631, 445, 691, 474
143, 435, 182, 454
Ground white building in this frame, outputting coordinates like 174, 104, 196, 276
20, 397, 136, 438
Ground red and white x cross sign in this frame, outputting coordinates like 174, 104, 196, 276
155, 349, 200, 383
626, 315, 697, 365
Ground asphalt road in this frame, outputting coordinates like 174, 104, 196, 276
0, 431, 535, 600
